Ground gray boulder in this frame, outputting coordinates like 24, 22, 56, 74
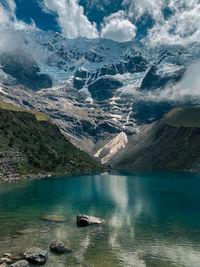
77, 214, 105, 227
10, 260, 30, 267
50, 240, 70, 254
24, 248, 47, 265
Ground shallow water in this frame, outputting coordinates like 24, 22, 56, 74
0, 171, 200, 267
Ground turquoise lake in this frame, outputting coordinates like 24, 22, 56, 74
0, 171, 200, 267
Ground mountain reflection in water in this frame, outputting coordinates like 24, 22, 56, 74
0, 171, 200, 266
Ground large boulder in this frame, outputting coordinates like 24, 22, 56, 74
50, 240, 70, 254
24, 248, 47, 265
10, 260, 30, 267
77, 214, 105, 227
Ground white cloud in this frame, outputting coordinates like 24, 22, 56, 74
123, 0, 163, 20
123, 0, 200, 46
121, 62, 200, 103
101, 11, 136, 42
0, 4, 10, 26
0, 0, 37, 54
41, 0, 99, 39
0, 0, 36, 30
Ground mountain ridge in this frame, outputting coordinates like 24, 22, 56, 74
1, 30, 200, 165
116, 108, 200, 171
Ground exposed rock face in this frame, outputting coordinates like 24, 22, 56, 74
50, 241, 70, 254
88, 77, 123, 101
24, 248, 47, 265
0, 51, 52, 90
94, 132, 128, 164
140, 65, 185, 91
77, 214, 105, 227
10, 260, 30, 267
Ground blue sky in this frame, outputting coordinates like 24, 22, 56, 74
1, 0, 200, 46
14, 0, 58, 32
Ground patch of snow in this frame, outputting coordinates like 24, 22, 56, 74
156, 62, 184, 77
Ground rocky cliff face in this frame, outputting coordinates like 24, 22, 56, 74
0, 30, 200, 164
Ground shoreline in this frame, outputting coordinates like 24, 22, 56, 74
0, 169, 106, 183
0, 172, 53, 183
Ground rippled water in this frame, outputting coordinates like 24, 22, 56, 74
0, 171, 200, 267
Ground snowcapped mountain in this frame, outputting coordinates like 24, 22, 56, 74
0, 30, 200, 162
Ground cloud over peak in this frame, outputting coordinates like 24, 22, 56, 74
0, 0, 36, 30
101, 11, 136, 42
123, 0, 200, 46
1, 0, 200, 46
41, 0, 99, 39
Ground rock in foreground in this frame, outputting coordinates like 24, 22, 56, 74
10, 260, 30, 267
77, 214, 105, 227
0, 263, 7, 267
50, 240, 70, 254
24, 248, 47, 265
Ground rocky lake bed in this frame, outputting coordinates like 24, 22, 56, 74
1, 173, 200, 267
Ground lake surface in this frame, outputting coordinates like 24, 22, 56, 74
0, 171, 200, 267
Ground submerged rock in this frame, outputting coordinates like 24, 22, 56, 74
16, 229, 36, 234
0, 258, 12, 264
2, 254, 12, 259
77, 214, 105, 227
10, 260, 30, 267
2, 254, 21, 261
50, 240, 70, 254
42, 215, 68, 223
24, 248, 47, 265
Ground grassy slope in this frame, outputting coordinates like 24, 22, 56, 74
0, 99, 49, 121
117, 107, 200, 171
0, 100, 101, 177
165, 107, 200, 128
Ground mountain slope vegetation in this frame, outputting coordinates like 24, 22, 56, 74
0, 100, 101, 181
116, 108, 200, 171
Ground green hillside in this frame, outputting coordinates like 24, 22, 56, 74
165, 107, 200, 128
0, 99, 50, 121
0, 100, 101, 181
117, 107, 200, 171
